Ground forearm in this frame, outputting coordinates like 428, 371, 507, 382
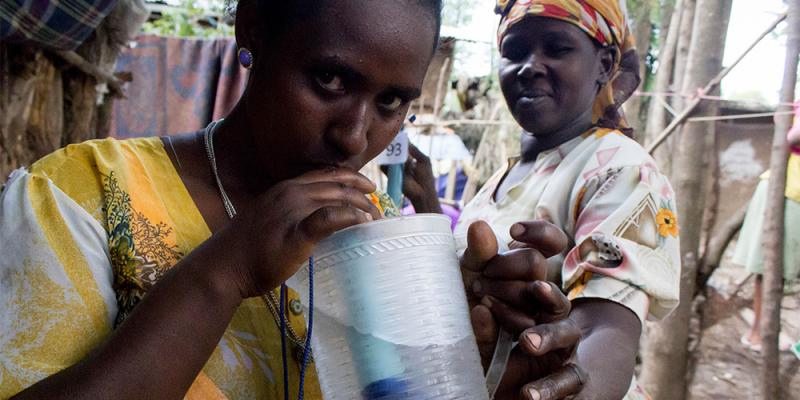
571, 299, 641, 400
12, 236, 245, 400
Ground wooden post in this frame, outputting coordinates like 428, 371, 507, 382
644, 0, 682, 147
640, 0, 732, 398
444, 160, 458, 202
760, 1, 799, 398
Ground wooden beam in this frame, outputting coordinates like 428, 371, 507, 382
54, 50, 126, 97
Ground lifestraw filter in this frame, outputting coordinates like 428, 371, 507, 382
287, 214, 490, 400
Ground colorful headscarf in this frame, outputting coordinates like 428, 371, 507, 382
495, 0, 640, 132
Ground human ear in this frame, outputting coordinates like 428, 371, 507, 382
596, 47, 615, 87
234, 0, 259, 56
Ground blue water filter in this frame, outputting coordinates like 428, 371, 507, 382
386, 164, 404, 209
341, 260, 409, 399
348, 162, 406, 397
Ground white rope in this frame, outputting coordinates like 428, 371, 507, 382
686, 110, 794, 123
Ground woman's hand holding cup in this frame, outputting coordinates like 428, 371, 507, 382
218, 168, 382, 300
461, 220, 586, 399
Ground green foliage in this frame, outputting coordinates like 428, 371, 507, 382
626, 0, 679, 94
142, 0, 233, 38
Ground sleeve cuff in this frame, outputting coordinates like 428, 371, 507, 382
568, 273, 650, 323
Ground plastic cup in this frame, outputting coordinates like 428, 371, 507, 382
287, 214, 489, 400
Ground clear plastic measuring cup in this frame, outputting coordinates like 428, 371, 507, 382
287, 214, 489, 400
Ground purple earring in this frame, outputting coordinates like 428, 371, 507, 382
238, 48, 253, 69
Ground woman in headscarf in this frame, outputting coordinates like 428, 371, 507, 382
437, 1, 682, 398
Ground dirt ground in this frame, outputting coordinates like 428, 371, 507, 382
682, 243, 800, 399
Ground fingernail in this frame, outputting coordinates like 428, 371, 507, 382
526, 332, 542, 350
472, 280, 483, 296
365, 213, 373, 221
510, 223, 525, 237
537, 281, 551, 293
481, 295, 492, 308
528, 388, 541, 400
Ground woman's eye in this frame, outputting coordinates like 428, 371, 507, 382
501, 44, 523, 61
378, 95, 404, 111
547, 45, 572, 56
315, 72, 345, 92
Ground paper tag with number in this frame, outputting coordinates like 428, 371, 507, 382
374, 130, 409, 165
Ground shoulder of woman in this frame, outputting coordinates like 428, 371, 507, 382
578, 129, 661, 175
30, 137, 160, 176
26, 137, 163, 220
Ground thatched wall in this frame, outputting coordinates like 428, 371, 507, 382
0, 0, 147, 179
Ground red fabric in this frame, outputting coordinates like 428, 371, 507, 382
111, 34, 247, 138
540, 4, 573, 19
788, 101, 800, 155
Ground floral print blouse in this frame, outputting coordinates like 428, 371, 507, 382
455, 128, 681, 323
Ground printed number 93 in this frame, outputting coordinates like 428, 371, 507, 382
386, 143, 403, 157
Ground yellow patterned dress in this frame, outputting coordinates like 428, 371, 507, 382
0, 136, 397, 399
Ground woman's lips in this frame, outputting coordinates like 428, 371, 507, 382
516, 94, 551, 109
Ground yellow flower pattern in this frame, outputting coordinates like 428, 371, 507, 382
656, 207, 679, 238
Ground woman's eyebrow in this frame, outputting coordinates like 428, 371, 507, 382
542, 30, 577, 43
543, 29, 585, 43
388, 86, 422, 100
316, 56, 363, 79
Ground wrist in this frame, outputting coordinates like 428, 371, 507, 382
190, 230, 249, 307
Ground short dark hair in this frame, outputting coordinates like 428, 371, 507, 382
230, 0, 443, 50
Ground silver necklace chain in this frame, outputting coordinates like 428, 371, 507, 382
202, 120, 310, 361
204, 120, 237, 219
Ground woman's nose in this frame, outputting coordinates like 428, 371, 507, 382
518, 54, 545, 80
328, 100, 371, 157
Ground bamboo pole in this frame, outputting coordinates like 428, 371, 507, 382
647, 11, 788, 154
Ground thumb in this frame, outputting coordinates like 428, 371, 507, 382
461, 220, 498, 273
